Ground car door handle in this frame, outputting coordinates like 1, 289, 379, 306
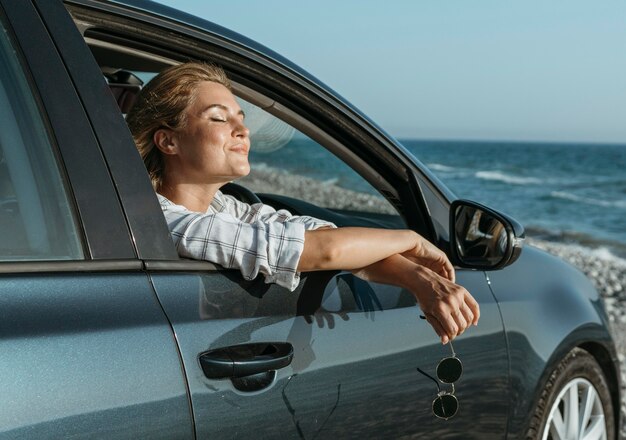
199, 342, 294, 379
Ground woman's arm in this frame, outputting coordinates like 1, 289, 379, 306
297, 227, 421, 271
298, 227, 455, 280
299, 227, 479, 343
352, 254, 480, 344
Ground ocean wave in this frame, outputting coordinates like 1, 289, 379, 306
427, 163, 457, 172
550, 191, 626, 209
253, 162, 273, 171
322, 177, 339, 186
475, 171, 542, 185
585, 176, 626, 187
589, 246, 626, 266
528, 238, 626, 268
526, 225, 626, 259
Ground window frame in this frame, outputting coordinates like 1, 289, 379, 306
34, 0, 178, 261
61, 0, 443, 268
0, 0, 139, 265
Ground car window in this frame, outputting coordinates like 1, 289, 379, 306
109, 70, 404, 225
236, 98, 401, 218
0, 19, 83, 261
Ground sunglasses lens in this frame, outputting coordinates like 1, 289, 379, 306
437, 357, 462, 383
433, 394, 459, 419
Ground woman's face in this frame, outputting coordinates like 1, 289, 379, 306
168, 81, 250, 184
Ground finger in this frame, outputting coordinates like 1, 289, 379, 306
452, 309, 468, 336
315, 313, 325, 328
446, 261, 456, 283
431, 264, 448, 280
428, 260, 453, 282
432, 307, 459, 342
460, 302, 474, 329
465, 292, 481, 325
431, 249, 455, 283
326, 314, 336, 329
437, 253, 455, 282
424, 313, 449, 344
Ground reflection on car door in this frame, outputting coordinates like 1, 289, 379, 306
148, 265, 508, 439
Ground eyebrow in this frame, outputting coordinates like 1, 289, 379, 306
201, 104, 245, 118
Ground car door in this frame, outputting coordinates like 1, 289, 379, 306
0, 2, 192, 438
143, 265, 507, 439
139, 129, 509, 439
50, 1, 510, 438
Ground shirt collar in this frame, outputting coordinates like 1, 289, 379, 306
209, 190, 228, 213
157, 191, 227, 214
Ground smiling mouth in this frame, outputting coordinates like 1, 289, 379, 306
229, 145, 249, 154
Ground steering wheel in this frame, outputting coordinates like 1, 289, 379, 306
221, 182, 263, 205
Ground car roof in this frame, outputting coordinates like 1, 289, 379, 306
73, 0, 331, 96
70, 1, 396, 141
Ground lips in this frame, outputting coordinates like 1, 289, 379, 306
229, 144, 249, 154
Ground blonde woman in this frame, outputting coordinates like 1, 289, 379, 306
126, 62, 479, 344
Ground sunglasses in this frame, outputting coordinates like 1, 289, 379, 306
416, 324, 463, 419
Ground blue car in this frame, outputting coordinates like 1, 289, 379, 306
0, 0, 619, 438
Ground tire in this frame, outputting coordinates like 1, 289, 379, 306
526, 347, 615, 440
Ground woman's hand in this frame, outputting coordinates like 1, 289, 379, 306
301, 227, 478, 344
401, 237, 455, 282
409, 265, 479, 344
352, 254, 479, 344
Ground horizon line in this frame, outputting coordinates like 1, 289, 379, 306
395, 137, 626, 147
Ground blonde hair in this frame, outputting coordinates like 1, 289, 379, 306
126, 62, 231, 190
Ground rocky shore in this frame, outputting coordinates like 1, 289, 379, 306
240, 166, 398, 214
241, 166, 626, 434
526, 239, 626, 322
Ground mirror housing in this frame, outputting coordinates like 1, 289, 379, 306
449, 200, 525, 270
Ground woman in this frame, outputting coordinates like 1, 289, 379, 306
127, 62, 479, 344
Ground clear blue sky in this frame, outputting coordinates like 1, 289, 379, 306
154, 0, 626, 143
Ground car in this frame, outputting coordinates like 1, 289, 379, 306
0, 0, 619, 439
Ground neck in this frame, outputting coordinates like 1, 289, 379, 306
159, 180, 223, 212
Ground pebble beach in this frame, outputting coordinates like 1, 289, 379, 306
240, 166, 626, 434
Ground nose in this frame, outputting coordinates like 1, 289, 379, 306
233, 119, 250, 139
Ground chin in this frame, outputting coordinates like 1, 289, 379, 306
236, 165, 251, 177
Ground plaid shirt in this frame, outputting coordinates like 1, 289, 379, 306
158, 192, 336, 291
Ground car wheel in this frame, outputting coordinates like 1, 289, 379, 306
526, 348, 614, 440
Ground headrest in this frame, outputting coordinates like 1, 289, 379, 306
109, 83, 141, 114
102, 67, 143, 114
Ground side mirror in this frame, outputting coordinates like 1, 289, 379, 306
450, 200, 525, 270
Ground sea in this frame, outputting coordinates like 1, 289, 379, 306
250, 139, 626, 259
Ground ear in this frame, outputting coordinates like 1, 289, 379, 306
153, 128, 179, 155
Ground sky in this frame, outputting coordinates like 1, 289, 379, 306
154, 0, 626, 143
